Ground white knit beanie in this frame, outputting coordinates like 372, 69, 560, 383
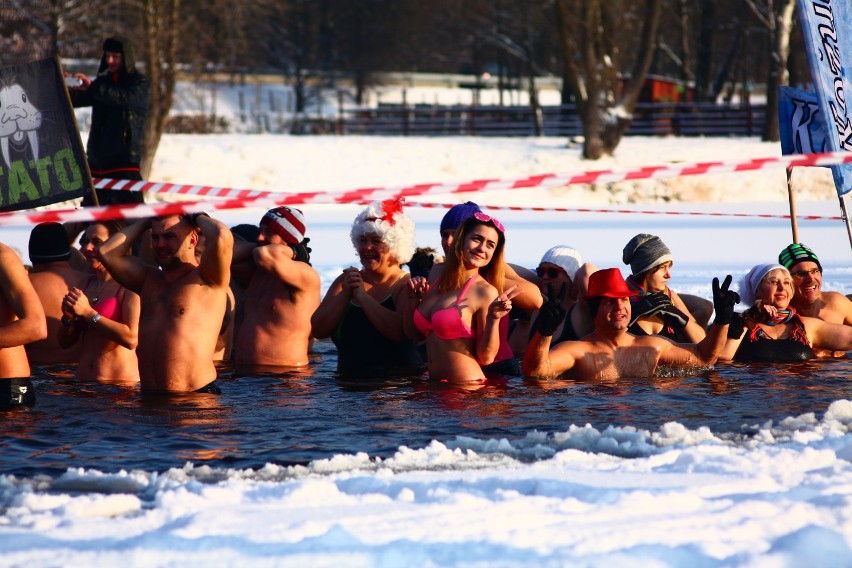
738, 263, 788, 306
539, 245, 582, 279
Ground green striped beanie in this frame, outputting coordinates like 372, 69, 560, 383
778, 243, 822, 272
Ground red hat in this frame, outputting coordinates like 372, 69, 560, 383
260, 207, 306, 245
587, 268, 638, 298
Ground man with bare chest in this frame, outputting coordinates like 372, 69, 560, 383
98, 214, 232, 392
26, 223, 88, 364
523, 268, 738, 381
0, 243, 47, 409
231, 207, 320, 368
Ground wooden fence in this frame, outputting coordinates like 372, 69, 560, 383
334, 102, 766, 137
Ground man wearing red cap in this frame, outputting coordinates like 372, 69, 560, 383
522, 268, 739, 380
231, 207, 320, 368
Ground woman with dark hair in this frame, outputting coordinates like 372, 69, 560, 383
405, 213, 520, 384
622, 233, 709, 343
58, 221, 140, 384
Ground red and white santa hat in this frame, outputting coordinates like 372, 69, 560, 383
259, 206, 306, 245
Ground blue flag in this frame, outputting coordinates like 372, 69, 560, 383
795, 0, 852, 196
778, 86, 830, 155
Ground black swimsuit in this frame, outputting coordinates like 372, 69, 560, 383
0, 378, 35, 410
734, 314, 815, 363
333, 295, 424, 378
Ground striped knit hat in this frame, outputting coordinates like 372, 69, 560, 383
778, 243, 822, 272
260, 207, 306, 245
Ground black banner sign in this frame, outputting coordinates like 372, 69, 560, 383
0, 57, 92, 211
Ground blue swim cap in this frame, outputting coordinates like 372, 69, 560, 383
439, 201, 482, 232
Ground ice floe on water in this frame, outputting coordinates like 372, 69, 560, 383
4, 402, 852, 565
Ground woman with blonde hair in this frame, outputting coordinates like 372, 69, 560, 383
405, 213, 520, 384
719, 263, 852, 362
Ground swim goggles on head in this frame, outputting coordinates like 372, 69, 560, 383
471, 212, 505, 234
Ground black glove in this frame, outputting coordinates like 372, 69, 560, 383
726, 312, 746, 339
534, 282, 568, 337
629, 292, 688, 328
712, 275, 740, 325
288, 237, 312, 264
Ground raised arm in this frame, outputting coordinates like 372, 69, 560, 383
522, 284, 575, 378
253, 243, 317, 293
97, 218, 152, 294
194, 215, 233, 289
660, 276, 739, 366
0, 245, 47, 348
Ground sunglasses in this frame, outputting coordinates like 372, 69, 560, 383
536, 266, 566, 279
791, 267, 821, 279
471, 212, 505, 234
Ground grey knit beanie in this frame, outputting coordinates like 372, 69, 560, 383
622, 233, 674, 276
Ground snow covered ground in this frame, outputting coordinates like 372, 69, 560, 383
3, 134, 852, 566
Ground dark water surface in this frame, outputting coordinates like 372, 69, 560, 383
2, 339, 851, 478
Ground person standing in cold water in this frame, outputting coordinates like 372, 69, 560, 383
777, 243, 852, 358
522, 268, 739, 381
26, 223, 89, 365
0, 243, 47, 410
98, 214, 233, 393
718, 263, 852, 363
67, 35, 149, 205
405, 213, 521, 384
58, 221, 141, 384
311, 199, 424, 379
430, 201, 542, 374
622, 233, 711, 342
231, 207, 320, 368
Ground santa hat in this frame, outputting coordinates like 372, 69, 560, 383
350, 198, 416, 263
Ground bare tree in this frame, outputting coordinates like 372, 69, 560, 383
138, 0, 180, 178
744, 0, 797, 142
555, 0, 663, 159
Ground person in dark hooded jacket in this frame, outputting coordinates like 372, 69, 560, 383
68, 35, 150, 205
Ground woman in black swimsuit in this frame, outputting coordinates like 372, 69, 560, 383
311, 199, 424, 379
719, 263, 852, 363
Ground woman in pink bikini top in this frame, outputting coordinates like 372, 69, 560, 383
405, 213, 521, 384
58, 221, 141, 384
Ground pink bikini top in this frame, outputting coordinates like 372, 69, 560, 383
413, 276, 476, 340
84, 277, 125, 323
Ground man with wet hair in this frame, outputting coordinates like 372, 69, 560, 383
522, 268, 738, 380
0, 243, 47, 410
98, 213, 232, 393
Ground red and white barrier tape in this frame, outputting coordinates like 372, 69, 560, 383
92, 149, 852, 204
403, 202, 842, 221
0, 149, 848, 226
0, 196, 841, 227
